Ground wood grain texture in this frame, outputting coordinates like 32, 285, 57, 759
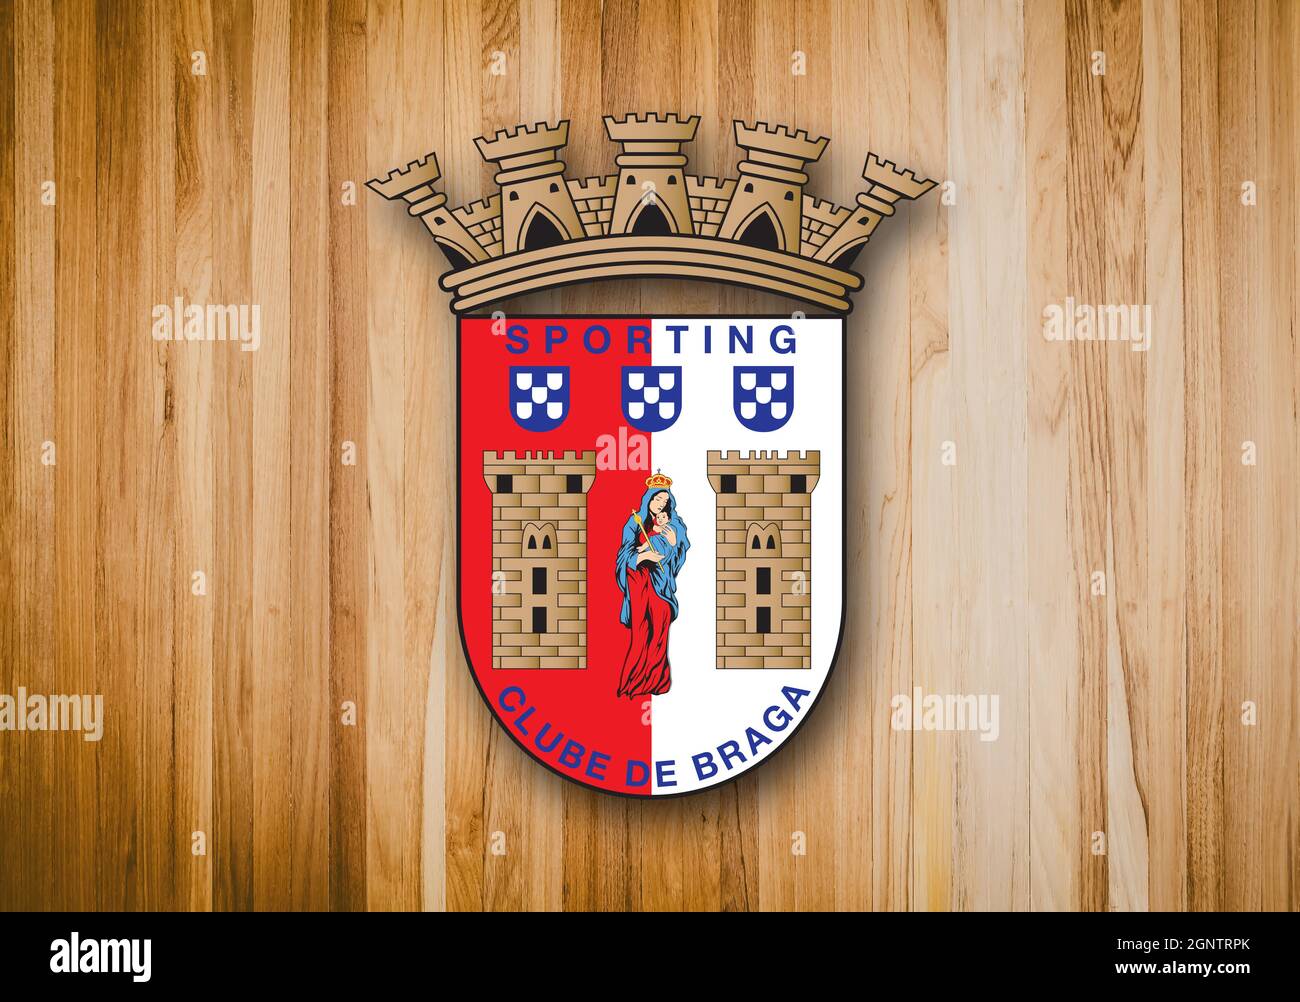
0, 0, 1296, 912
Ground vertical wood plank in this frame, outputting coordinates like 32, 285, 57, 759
1180, 0, 1224, 912
288, 0, 332, 911
52, 0, 102, 910
0, 0, 18, 906
1025, 0, 1078, 912
93, 0, 153, 911
1100, 0, 1150, 914
398, 0, 449, 916
251, 0, 293, 911
1253, 0, 1299, 913
327, 0, 370, 912
362, 0, 413, 913
442, 0, 491, 912
904, 0, 949, 914
1064, 0, 1111, 911
211, 0, 254, 911
172, 0, 216, 913
1140, 0, 1187, 912
12, 0, 55, 912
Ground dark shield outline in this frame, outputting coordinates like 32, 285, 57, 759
456, 314, 848, 799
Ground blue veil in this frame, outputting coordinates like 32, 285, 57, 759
615, 487, 690, 626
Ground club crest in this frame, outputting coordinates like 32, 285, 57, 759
368, 112, 935, 796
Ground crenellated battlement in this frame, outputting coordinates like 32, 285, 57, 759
862, 153, 938, 201
604, 112, 701, 143
734, 122, 829, 163
368, 152, 442, 200
473, 121, 571, 163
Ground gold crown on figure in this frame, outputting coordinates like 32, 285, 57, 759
645, 471, 673, 491
367, 114, 936, 314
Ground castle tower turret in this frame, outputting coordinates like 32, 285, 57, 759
603, 113, 700, 236
716, 122, 829, 254
366, 153, 491, 268
814, 154, 939, 269
474, 122, 586, 255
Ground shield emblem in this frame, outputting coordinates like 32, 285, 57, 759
510, 366, 570, 431
733, 365, 794, 431
621, 365, 682, 432
459, 315, 845, 797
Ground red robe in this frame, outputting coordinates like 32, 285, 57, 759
617, 549, 673, 699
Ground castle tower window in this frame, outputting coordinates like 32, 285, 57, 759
566, 474, 582, 493
626, 175, 637, 185
667, 175, 677, 185
631, 203, 673, 236
433, 216, 446, 225
751, 535, 761, 550
532, 567, 547, 594
496, 474, 514, 493
790, 474, 807, 494
437, 241, 474, 270
743, 182, 754, 193
549, 182, 560, 193
524, 213, 565, 250
766, 535, 776, 549
756, 567, 772, 595
509, 191, 519, 201
831, 244, 865, 270
756, 607, 772, 634
737, 210, 781, 251
720, 474, 736, 494
527, 535, 537, 549
784, 190, 794, 200
542, 536, 552, 549
531, 607, 547, 634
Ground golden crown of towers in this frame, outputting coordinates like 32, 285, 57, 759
368, 114, 936, 313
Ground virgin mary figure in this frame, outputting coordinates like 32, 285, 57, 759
614, 473, 690, 698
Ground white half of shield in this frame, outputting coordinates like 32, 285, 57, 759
647, 317, 843, 795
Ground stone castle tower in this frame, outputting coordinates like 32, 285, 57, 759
474, 122, 586, 254
715, 122, 828, 254
604, 112, 700, 236
485, 450, 597, 669
707, 450, 820, 669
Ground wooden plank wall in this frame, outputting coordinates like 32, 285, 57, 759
0, 0, 1296, 912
